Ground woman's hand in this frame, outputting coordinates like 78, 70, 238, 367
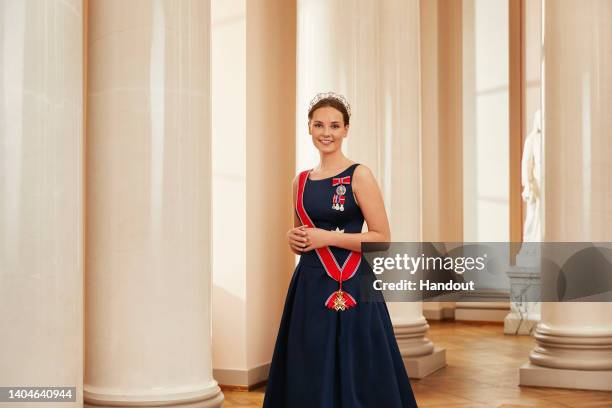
302, 228, 332, 252
287, 225, 309, 253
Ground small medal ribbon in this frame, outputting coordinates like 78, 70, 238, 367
332, 176, 351, 186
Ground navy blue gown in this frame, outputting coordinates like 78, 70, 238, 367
263, 164, 419, 408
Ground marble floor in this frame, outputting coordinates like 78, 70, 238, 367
222, 320, 612, 407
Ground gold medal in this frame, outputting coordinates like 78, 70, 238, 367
332, 290, 347, 311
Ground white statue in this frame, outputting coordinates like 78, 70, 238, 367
505, 110, 543, 334
521, 110, 542, 243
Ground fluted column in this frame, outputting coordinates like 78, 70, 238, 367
296, 0, 359, 169
519, 0, 612, 391
211, 0, 297, 388
297, 0, 445, 379
0, 0, 84, 406
85, 1, 223, 407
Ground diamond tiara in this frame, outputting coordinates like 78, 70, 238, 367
308, 92, 352, 117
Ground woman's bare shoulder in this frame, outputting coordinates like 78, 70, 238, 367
353, 163, 376, 183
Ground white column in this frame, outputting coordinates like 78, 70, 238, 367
376, 0, 445, 379
211, 0, 296, 388
297, 0, 445, 379
296, 0, 362, 169
0, 0, 83, 406
85, 1, 223, 407
520, 0, 612, 391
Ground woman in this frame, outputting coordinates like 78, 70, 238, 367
263, 92, 418, 408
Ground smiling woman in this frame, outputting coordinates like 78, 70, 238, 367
306, 92, 351, 155
262, 92, 418, 408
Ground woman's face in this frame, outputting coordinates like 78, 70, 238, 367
308, 106, 349, 154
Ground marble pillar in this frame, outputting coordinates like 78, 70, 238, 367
520, 0, 612, 391
0, 0, 84, 406
85, 1, 223, 406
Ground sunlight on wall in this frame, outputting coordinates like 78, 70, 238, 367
462, 0, 509, 243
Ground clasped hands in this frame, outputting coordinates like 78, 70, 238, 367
287, 225, 334, 252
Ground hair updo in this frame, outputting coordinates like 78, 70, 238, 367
308, 98, 350, 126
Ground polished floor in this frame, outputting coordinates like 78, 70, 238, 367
222, 320, 612, 407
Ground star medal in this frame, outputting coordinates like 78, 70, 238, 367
332, 290, 347, 311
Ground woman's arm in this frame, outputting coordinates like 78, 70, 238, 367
287, 174, 309, 255
303, 165, 390, 252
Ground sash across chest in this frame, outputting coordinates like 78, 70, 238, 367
296, 170, 361, 311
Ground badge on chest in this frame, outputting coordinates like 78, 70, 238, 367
331, 176, 350, 211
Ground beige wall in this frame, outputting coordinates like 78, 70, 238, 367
211, 0, 248, 372
463, 0, 510, 243
523, 0, 541, 139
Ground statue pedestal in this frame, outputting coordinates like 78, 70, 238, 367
504, 246, 541, 335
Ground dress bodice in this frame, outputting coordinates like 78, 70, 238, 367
300, 163, 364, 263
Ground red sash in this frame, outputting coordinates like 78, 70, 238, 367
296, 170, 361, 311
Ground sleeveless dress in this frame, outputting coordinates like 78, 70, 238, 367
263, 164, 419, 408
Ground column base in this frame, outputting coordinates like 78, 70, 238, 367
214, 362, 270, 388
84, 384, 224, 408
403, 347, 446, 379
423, 305, 455, 321
520, 362, 612, 391
504, 312, 539, 335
